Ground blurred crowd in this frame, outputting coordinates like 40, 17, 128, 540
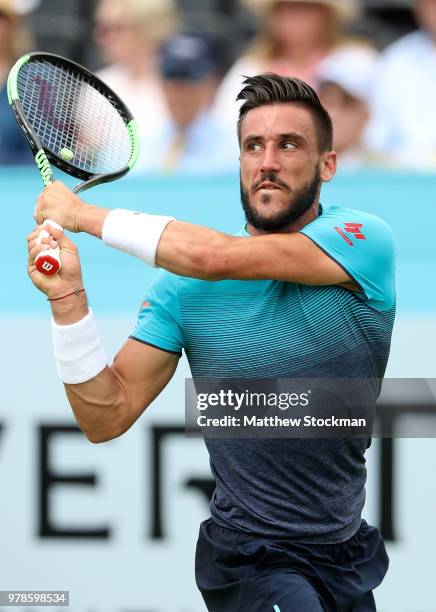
1, 0, 436, 173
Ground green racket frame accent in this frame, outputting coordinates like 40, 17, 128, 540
127, 119, 140, 170
35, 149, 53, 186
7, 54, 30, 103
7, 51, 141, 191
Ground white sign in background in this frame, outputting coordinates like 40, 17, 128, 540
1, 315, 436, 612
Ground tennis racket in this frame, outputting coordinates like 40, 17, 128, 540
7, 51, 140, 275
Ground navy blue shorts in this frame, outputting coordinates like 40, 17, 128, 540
195, 518, 389, 611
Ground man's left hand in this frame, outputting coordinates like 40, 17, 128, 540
35, 181, 85, 233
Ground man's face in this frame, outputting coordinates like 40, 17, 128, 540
239, 103, 335, 232
415, 0, 436, 40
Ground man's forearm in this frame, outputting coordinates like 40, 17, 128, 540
77, 204, 110, 239
155, 221, 235, 280
73, 203, 349, 287
77, 203, 233, 278
64, 366, 128, 444
74, 203, 289, 281
50, 293, 125, 443
37, 183, 239, 278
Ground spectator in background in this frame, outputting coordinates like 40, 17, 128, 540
366, 0, 436, 169
318, 45, 380, 169
212, 0, 362, 128
94, 0, 177, 145
0, 0, 33, 165
135, 32, 238, 175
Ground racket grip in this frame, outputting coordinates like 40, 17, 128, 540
35, 219, 63, 276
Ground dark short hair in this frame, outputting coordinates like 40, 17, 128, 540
237, 73, 333, 153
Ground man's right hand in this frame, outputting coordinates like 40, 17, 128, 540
34, 181, 111, 240
27, 223, 84, 300
34, 182, 85, 233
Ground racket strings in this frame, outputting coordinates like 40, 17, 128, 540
17, 60, 132, 174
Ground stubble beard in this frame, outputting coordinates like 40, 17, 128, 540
240, 169, 321, 232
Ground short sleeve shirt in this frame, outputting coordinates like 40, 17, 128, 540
131, 204, 396, 542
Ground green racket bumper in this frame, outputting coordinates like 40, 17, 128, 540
7, 54, 30, 103
127, 119, 140, 170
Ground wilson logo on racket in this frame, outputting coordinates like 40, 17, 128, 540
35, 252, 61, 276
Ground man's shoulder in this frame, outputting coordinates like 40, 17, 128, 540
307, 204, 394, 237
301, 205, 396, 310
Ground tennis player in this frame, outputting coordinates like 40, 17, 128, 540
28, 74, 395, 611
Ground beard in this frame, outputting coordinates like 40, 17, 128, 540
240, 168, 321, 232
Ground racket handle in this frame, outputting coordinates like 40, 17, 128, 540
35, 219, 63, 276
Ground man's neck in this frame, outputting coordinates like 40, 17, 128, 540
246, 202, 320, 236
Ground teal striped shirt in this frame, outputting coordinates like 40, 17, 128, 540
132, 204, 396, 542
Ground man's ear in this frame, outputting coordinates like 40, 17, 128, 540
320, 151, 337, 183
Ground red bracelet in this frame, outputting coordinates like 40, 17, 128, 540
47, 288, 85, 302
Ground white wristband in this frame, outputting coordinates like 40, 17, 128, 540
52, 309, 108, 384
102, 209, 175, 267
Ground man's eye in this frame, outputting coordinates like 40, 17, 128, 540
247, 142, 262, 152
282, 142, 297, 150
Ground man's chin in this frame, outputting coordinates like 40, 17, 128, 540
245, 198, 314, 232
250, 211, 284, 226
246, 209, 294, 232
251, 197, 290, 217
251, 192, 286, 211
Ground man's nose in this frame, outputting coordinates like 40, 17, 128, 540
260, 144, 281, 174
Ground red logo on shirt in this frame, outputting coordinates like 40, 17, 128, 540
334, 226, 354, 246
139, 300, 151, 313
344, 223, 366, 240
334, 223, 366, 246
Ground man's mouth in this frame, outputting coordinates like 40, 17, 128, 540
256, 182, 282, 191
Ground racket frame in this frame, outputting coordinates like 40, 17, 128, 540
7, 51, 140, 195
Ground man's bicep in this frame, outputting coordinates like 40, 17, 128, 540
112, 338, 180, 427
277, 233, 356, 287
296, 234, 361, 290
229, 233, 354, 287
